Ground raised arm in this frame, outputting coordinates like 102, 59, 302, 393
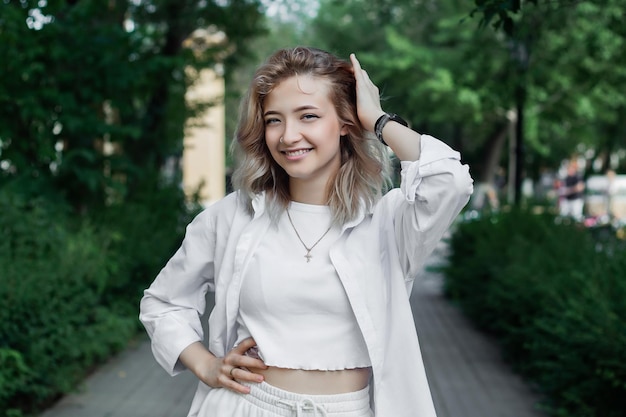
350, 53, 421, 162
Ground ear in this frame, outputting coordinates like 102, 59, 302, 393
340, 124, 349, 136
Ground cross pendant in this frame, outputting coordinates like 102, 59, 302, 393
304, 252, 312, 262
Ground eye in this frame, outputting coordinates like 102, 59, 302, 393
264, 117, 281, 125
302, 113, 319, 121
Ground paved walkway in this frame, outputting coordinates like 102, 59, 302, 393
411, 244, 545, 417
40, 243, 546, 417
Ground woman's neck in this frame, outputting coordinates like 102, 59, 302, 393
289, 179, 329, 205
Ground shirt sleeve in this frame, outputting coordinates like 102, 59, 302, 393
394, 135, 473, 282
139, 209, 216, 376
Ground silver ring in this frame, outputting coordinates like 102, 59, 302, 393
229, 366, 237, 378
279, 137, 284, 144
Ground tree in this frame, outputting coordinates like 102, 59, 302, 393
311, 0, 626, 204
312, 0, 514, 184
470, 0, 626, 195
470, 0, 577, 34
0, 0, 265, 212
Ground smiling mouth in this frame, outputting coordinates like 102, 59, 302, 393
283, 149, 312, 157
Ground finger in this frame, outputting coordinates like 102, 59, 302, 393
219, 364, 248, 383
350, 54, 367, 81
350, 53, 361, 71
232, 337, 257, 354
230, 364, 265, 383
224, 339, 267, 374
223, 339, 256, 367
219, 371, 252, 394
241, 345, 269, 371
351, 54, 378, 93
238, 354, 268, 370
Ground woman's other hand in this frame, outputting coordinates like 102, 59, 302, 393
350, 52, 421, 160
350, 53, 385, 133
179, 337, 267, 394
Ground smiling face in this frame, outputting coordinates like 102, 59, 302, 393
263, 75, 348, 199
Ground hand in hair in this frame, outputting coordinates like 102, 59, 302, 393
350, 53, 386, 133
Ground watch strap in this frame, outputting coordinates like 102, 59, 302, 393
374, 113, 408, 146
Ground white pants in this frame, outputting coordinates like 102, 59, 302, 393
560, 198, 584, 220
198, 381, 373, 417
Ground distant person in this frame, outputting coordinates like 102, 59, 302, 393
470, 182, 499, 212
139, 47, 473, 417
559, 159, 585, 220
536, 167, 556, 202
606, 169, 617, 220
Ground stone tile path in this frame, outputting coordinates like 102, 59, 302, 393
40, 244, 546, 417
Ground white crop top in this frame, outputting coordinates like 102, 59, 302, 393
235, 202, 371, 370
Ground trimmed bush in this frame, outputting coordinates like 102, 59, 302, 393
444, 209, 626, 417
0, 184, 197, 416
0, 191, 131, 415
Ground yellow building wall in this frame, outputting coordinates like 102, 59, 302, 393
183, 68, 225, 206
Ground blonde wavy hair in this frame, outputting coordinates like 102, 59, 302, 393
231, 46, 391, 225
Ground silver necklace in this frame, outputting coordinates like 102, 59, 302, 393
286, 209, 332, 263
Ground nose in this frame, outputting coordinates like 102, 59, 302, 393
281, 120, 303, 145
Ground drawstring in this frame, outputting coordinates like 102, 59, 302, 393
276, 398, 328, 417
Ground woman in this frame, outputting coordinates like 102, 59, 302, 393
140, 46, 473, 417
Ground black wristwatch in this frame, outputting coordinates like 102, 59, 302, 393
374, 113, 408, 146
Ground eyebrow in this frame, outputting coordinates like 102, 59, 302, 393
263, 105, 320, 117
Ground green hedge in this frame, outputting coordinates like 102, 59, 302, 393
0, 185, 197, 416
443, 209, 626, 417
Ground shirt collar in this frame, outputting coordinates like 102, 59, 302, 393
249, 191, 372, 230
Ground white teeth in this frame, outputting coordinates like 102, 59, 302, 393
285, 149, 310, 156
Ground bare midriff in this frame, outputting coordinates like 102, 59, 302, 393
247, 366, 372, 395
